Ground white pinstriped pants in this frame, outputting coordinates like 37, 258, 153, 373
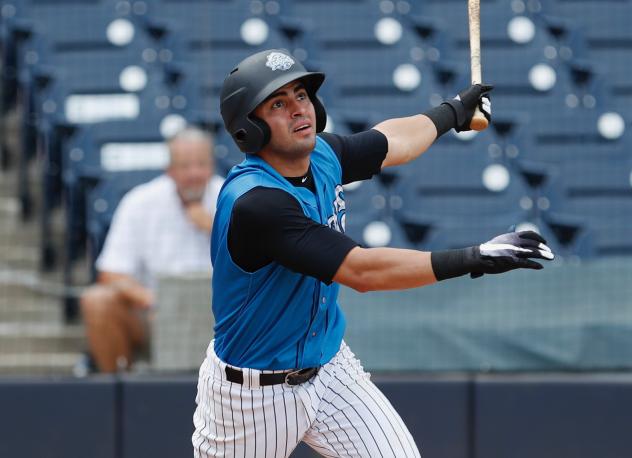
192, 341, 421, 458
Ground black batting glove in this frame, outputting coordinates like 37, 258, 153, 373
442, 84, 493, 132
431, 231, 554, 281
468, 231, 554, 278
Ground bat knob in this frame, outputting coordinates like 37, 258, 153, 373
470, 116, 488, 131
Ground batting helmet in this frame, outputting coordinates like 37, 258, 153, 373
220, 49, 327, 153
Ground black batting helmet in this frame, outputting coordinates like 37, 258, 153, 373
220, 49, 327, 153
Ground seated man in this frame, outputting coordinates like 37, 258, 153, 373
80, 127, 224, 373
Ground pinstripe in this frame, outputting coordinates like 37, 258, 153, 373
272, 384, 278, 458
203, 378, 217, 456
192, 372, 202, 452
322, 368, 384, 457
219, 381, 226, 456
193, 366, 209, 455
362, 380, 418, 456
230, 382, 236, 455
240, 382, 246, 458
194, 342, 420, 458
262, 383, 267, 457
251, 371, 257, 458
307, 441, 338, 458
321, 398, 362, 456
320, 412, 354, 457
292, 390, 299, 445
282, 387, 289, 458
355, 381, 409, 456
332, 371, 398, 456
312, 422, 339, 456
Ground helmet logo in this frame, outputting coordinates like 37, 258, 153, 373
265, 52, 295, 71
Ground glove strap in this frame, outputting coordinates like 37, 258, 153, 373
441, 99, 469, 132
431, 247, 479, 281
423, 104, 457, 138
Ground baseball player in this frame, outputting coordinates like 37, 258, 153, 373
192, 49, 554, 457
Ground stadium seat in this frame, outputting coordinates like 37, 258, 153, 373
393, 131, 531, 219
7, 0, 158, 218
323, 46, 442, 119
541, 158, 632, 256
284, 0, 416, 49
544, 1, 632, 44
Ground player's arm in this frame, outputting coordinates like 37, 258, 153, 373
374, 84, 493, 168
228, 190, 553, 290
334, 231, 554, 292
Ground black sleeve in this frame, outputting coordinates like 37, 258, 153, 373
319, 129, 388, 185
228, 187, 359, 284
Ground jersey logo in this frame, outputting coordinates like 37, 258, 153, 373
327, 184, 346, 234
266, 52, 295, 71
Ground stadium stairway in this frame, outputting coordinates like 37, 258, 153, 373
0, 104, 84, 376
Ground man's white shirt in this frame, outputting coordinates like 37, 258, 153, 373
96, 174, 224, 291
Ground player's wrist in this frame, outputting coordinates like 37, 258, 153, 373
431, 247, 480, 281
423, 104, 457, 138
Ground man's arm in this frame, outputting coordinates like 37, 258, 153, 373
333, 246, 436, 292
334, 231, 554, 292
374, 84, 493, 169
97, 271, 154, 308
373, 114, 438, 169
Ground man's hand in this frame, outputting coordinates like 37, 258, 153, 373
442, 84, 493, 132
469, 231, 554, 278
104, 276, 154, 308
185, 202, 214, 233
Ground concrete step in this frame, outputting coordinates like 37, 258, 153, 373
0, 302, 62, 323
0, 352, 79, 376
0, 322, 85, 354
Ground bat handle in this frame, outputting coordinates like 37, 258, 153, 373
469, 0, 488, 132
470, 106, 488, 131
469, 68, 488, 131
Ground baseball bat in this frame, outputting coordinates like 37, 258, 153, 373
468, 0, 489, 131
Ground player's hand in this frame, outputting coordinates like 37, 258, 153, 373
185, 202, 214, 233
468, 231, 554, 278
442, 84, 493, 132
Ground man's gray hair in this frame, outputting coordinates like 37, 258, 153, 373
167, 126, 214, 151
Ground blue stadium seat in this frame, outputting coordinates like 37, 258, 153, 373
284, 0, 414, 48
345, 211, 412, 249
394, 131, 531, 220
7, 0, 158, 219
541, 158, 632, 256
544, 1, 632, 44
412, 0, 534, 50
143, 0, 285, 48
212, 122, 246, 177
323, 46, 442, 119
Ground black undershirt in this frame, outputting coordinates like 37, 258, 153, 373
227, 129, 388, 284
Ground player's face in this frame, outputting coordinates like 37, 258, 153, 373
168, 139, 214, 204
253, 80, 317, 159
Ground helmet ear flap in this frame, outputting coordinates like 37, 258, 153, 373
250, 116, 271, 150
312, 96, 327, 133
231, 116, 269, 153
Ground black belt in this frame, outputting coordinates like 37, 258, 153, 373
225, 366, 318, 386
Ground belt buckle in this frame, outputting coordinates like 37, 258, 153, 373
284, 369, 303, 386
285, 368, 316, 386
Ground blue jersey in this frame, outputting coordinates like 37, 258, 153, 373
211, 137, 348, 370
